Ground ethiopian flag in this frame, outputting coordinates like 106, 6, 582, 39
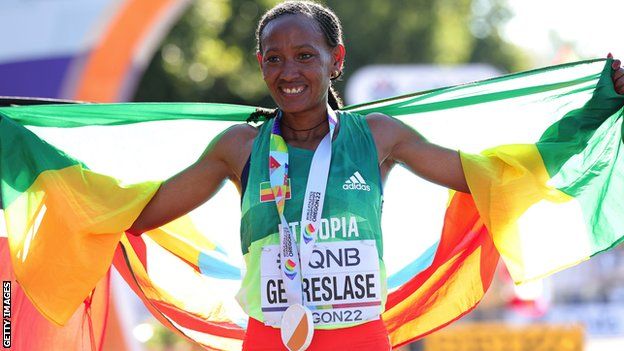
348, 58, 624, 281
1, 58, 623, 350
0, 114, 160, 324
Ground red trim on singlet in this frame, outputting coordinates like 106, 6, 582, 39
242, 318, 391, 351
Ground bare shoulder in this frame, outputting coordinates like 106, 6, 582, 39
363, 112, 427, 167
364, 112, 395, 131
362, 112, 394, 165
215, 122, 258, 158
364, 112, 420, 134
204, 123, 258, 183
364, 112, 406, 157
217, 123, 258, 148
364, 112, 424, 141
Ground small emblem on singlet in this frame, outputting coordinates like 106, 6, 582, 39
342, 171, 370, 191
260, 179, 292, 202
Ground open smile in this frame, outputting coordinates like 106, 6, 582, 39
280, 85, 306, 95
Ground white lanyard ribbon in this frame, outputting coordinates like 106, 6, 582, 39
269, 107, 337, 305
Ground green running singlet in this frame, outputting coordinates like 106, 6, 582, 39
238, 111, 387, 330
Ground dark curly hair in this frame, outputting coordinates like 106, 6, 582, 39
248, 1, 344, 123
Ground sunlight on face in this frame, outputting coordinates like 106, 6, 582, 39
258, 14, 337, 114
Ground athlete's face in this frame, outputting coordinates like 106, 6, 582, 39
257, 14, 344, 115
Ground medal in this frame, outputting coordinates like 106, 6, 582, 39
280, 304, 314, 351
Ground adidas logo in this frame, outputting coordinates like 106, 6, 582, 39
342, 171, 371, 191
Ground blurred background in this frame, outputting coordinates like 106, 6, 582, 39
2, 0, 624, 350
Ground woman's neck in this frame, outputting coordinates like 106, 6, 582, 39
280, 106, 330, 147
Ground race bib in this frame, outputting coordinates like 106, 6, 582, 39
261, 240, 382, 327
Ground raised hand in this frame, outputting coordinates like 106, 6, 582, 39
608, 53, 624, 94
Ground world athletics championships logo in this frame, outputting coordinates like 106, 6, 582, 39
302, 223, 315, 244
284, 259, 298, 280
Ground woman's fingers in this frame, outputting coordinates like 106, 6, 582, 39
615, 72, 624, 94
608, 54, 624, 94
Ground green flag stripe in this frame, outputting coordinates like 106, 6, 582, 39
344, 58, 605, 113
349, 74, 598, 117
536, 60, 624, 177
0, 116, 81, 209
0, 103, 257, 127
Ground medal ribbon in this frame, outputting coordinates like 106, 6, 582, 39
269, 107, 337, 305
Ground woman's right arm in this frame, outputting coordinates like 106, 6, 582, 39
127, 124, 256, 235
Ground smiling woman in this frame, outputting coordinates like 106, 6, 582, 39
255, 6, 344, 125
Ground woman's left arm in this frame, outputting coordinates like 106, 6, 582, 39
367, 113, 470, 193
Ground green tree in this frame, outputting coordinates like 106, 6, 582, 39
133, 0, 529, 106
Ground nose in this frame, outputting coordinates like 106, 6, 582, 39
279, 59, 300, 81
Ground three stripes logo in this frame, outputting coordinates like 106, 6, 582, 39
343, 171, 371, 191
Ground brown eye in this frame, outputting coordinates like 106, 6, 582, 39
266, 55, 280, 63
298, 53, 313, 60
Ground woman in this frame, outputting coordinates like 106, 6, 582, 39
129, 1, 624, 350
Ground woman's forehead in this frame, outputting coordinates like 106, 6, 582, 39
260, 14, 326, 51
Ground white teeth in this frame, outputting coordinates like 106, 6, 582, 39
282, 86, 304, 94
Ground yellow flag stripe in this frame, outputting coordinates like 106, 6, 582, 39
5, 165, 159, 325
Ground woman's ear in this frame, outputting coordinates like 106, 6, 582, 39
256, 52, 263, 67
332, 44, 346, 72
